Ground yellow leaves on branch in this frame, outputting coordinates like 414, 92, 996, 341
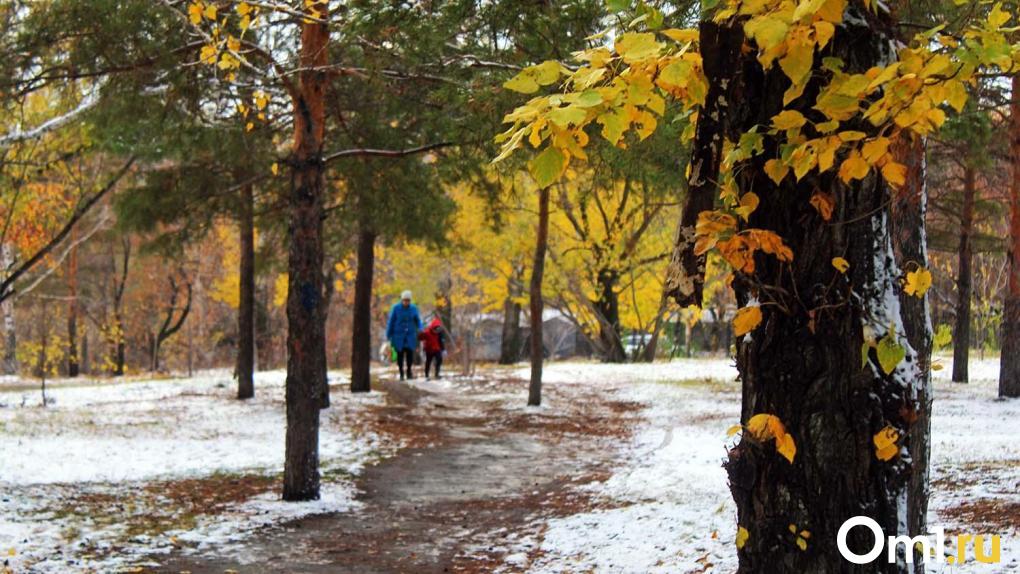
903, 267, 932, 298
733, 305, 762, 338
873, 425, 900, 461
745, 413, 797, 463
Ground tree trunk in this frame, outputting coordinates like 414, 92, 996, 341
2, 244, 17, 375
687, 11, 925, 572
350, 227, 376, 393
111, 237, 130, 377
952, 166, 976, 383
1000, 74, 1020, 398
594, 268, 625, 363
640, 293, 670, 362
498, 269, 523, 364
528, 186, 550, 407
237, 183, 256, 399
66, 240, 79, 377
890, 134, 933, 569
283, 12, 329, 502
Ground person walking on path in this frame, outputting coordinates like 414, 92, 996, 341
420, 315, 448, 379
387, 290, 421, 380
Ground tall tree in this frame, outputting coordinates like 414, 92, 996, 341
1001, 76, 1020, 398
529, 183, 551, 407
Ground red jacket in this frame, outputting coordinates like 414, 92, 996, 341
420, 318, 445, 354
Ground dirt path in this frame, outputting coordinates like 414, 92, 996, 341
154, 374, 643, 573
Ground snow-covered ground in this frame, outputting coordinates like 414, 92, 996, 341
507, 358, 1020, 573
1, 358, 1017, 573
0, 369, 395, 573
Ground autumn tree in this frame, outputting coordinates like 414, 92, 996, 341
1002, 74, 1020, 398
498, 0, 1018, 569
926, 101, 1006, 383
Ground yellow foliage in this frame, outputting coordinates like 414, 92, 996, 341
733, 305, 762, 337
745, 413, 797, 463
736, 526, 750, 549
874, 425, 900, 461
903, 267, 932, 298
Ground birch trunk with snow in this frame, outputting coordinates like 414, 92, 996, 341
1, 244, 16, 375
890, 135, 932, 572
684, 8, 926, 572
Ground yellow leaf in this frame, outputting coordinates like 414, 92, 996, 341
615, 32, 663, 62
726, 424, 743, 437
746, 413, 797, 463
838, 151, 869, 183
816, 135, 841, 172
764, 159, 790, 184
733, 305, 763, 337
735, 192, 760, 221
874, 425, 899, 461
7, 548, 14, 557
188, 2, 204, 24
771, 110, 807, 131
881, 161, 907, 188
660, 28, 699, 43
736, 526, 750, 549
199, 44, 218, 65
813, 21, 835, 49
861, 137, 890, 164
903, 268, 932, 298
810, 192, 834, 221
271, 162, 279, 176
796, 536, 808, 551
245, 122, 254, 132
254, 90, 269, 110
776, 431, 797, 463
227, 35, 241, 53
203, 3, 217, 20
237, 1, 252, 16
832, 257, 849, 273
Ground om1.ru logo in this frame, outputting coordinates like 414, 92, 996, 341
838, 516, 1000, 565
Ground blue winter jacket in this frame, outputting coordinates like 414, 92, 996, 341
386, 302, 422, 351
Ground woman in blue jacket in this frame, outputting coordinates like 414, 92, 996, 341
386, 290, 422, 380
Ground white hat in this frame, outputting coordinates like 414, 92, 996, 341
401, 290, 412, 301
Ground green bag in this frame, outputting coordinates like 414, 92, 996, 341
390, 346, 397, 362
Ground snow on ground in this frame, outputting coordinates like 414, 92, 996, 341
0, 369, 395, 573
507, 357, 1020, 574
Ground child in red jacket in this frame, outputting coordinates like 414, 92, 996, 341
420, 316, 447, 379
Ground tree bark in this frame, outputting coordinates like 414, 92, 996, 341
1001, 74, 1020, 398
2, 244, 17, 375
111, 237, 130, 377
952, 166, 976, 383
594, 268, 626, 363
152, 274, 192, 372
686, 10, 925, 572
237, 182, 256, 399
498, 269, 523, 364
890, 134, 932, 569
283, 12, 329, 502
640, 293, 670, 362
66, 240, 80, 377
350, 227, 376, 393
528, 186, 550, 407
